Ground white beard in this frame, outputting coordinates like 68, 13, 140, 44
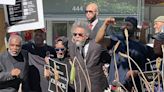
8, 49, 20, 56
57, 54, 64, 59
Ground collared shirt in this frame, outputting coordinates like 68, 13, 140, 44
90, 18, 98, 30
83, 43, 89, 57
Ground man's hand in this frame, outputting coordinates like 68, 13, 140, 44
126, 70, 138, 79
141, 21, 149, 30
44, 68, 50, 80
104, 17, 116, 26
10, 68, 21, 77
45, 56, 50, 64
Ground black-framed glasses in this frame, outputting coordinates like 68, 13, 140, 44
85, 10, 95, 14
55, 48, 65, 52
73, 33, 84, 37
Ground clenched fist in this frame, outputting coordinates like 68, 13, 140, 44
10, 68, 21, 77
104, 17, 116, 26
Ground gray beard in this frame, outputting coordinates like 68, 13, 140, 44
75, 40, 85, 47
57, 54, 64, 59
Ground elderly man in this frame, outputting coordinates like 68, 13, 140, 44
154, 16, 164, 33
153, 16, 164, 58
0, 35, 29, 92
68, 20, 110, 92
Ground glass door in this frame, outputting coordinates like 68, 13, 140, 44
46, 21, 74, 46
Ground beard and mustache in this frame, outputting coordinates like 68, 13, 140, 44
88, 14, 97, 23
8, 49, 21, 56
75, 41, 86, 47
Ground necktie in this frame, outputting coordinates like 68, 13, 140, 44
79, 47, 84, 58
88, 24, 93, 30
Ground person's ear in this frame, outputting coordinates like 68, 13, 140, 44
96, 11, 98, 16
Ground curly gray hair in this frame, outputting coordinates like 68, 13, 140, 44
71, 20, 90, 37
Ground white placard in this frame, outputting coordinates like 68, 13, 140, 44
46, 58, 69, 92
0, 0, 16, 5
4, 0, 44, 33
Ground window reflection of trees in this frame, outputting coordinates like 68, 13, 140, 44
44, 0, 141, 14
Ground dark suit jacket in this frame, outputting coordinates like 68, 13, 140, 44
0, 50, 29, 92
90, 20, 103, 39
69, 39, 110, 92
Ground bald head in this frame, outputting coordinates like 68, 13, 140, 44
86, 2, 98, 13
8, 35, 22, 44
8, 35, 22, 56
85, 2, 99, 23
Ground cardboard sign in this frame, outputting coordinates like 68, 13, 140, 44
46, 58, 69, 92
138, 71, 163, 92
145, 59, 162, 71
0, 0, 16, 5
4, 0, 44, 32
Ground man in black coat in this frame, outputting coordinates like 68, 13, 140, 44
22, 29, 56, 92
96, 17, 150, 91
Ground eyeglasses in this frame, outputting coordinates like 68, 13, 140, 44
85, 10, 95, 14
73, 33, 84, 37
55, 48, 65, 52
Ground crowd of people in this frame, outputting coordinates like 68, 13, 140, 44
0, 2, 164, 92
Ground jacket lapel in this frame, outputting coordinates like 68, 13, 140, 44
75, 46, 86, 67
85, 40, 92, 64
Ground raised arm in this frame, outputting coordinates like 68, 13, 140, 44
95, 17, 116, 43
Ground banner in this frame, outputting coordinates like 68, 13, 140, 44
46, 58, 69, 92
4, 0, 44, 33
0, 0, 15, 5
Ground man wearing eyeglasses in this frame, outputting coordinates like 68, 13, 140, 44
68, 20, 111, 92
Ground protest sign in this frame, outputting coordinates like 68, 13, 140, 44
46, 58, 69, 92
4, 0, 44, 32
139, 71, 163, 92
0, 0, 15, 5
